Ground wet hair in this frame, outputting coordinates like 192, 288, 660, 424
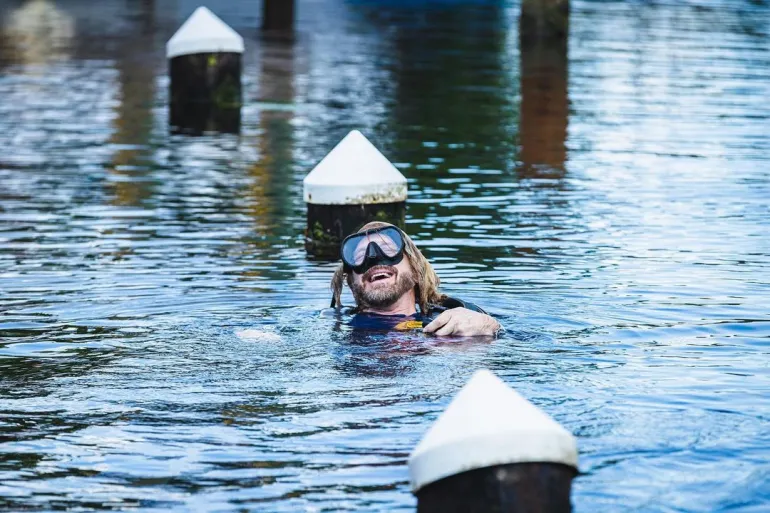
330, 221, 445, 313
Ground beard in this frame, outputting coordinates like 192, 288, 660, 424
350, 265, 416, 309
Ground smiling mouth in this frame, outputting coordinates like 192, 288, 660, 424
365, 267, 396, 283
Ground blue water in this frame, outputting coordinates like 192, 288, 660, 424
1, 0, 769, 511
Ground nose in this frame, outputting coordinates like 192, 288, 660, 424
365, 242, 378, 261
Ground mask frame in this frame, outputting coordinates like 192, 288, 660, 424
340, 226, 405, 274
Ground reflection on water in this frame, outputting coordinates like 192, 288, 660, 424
519, 0, 568, 177
384, 2, 517, 172
1, 0, 769, 511
249, 37, 296, 236
108, 7, 156, 208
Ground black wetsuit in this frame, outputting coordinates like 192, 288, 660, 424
348, 296, 487, 332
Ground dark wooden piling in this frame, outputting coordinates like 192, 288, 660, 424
262, 0, 295, 34
416, 462, 576, 513
166, 7, 244, 135
409, 370, 579, 513
520, 0, 569, 42
169, 52, 242, 135
303, 131, 408, 260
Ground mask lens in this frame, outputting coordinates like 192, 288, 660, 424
341, 227, 404, 269
372, 228, 402, 257
352, 237, 370, 265
341, 233, 370, 267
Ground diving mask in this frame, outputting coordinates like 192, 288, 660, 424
340, 226, 405, 275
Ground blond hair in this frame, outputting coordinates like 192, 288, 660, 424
330, 221, 445, 313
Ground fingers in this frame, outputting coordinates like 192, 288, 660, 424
423, 310, 453, 334
434, 318, 457, 336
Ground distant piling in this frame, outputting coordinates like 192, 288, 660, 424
520, 0, 569, 42
409, 370, 578, 512
303, 130, 407, 259
262, 0, 295, 34
167, 7, 244, 135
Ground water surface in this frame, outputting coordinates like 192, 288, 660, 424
1, 0, 769, 511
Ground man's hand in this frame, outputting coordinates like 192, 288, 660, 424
423, 308, 501, 337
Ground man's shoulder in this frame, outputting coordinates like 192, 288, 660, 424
426, 296, 487, 317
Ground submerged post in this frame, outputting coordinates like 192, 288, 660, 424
262, 0, 295, 34
303, 130, 407, 259
409, 369, 578, 512
166, 6, 244, 135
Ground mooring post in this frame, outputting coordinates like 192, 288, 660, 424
262, 0, 295, 34
520, 0, 569, 42
519, 0, 570, 176
409, 369, 578, 513
166, 6, 244, 135
303, 130, 407, 259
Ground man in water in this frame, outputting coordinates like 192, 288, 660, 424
330, 222, 502, 337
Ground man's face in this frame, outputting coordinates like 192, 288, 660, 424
348, 234, 416, 309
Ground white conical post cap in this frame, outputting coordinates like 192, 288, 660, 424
303, 130, 408, 205
166, 6, 244, 59
408, 369, 578, 493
